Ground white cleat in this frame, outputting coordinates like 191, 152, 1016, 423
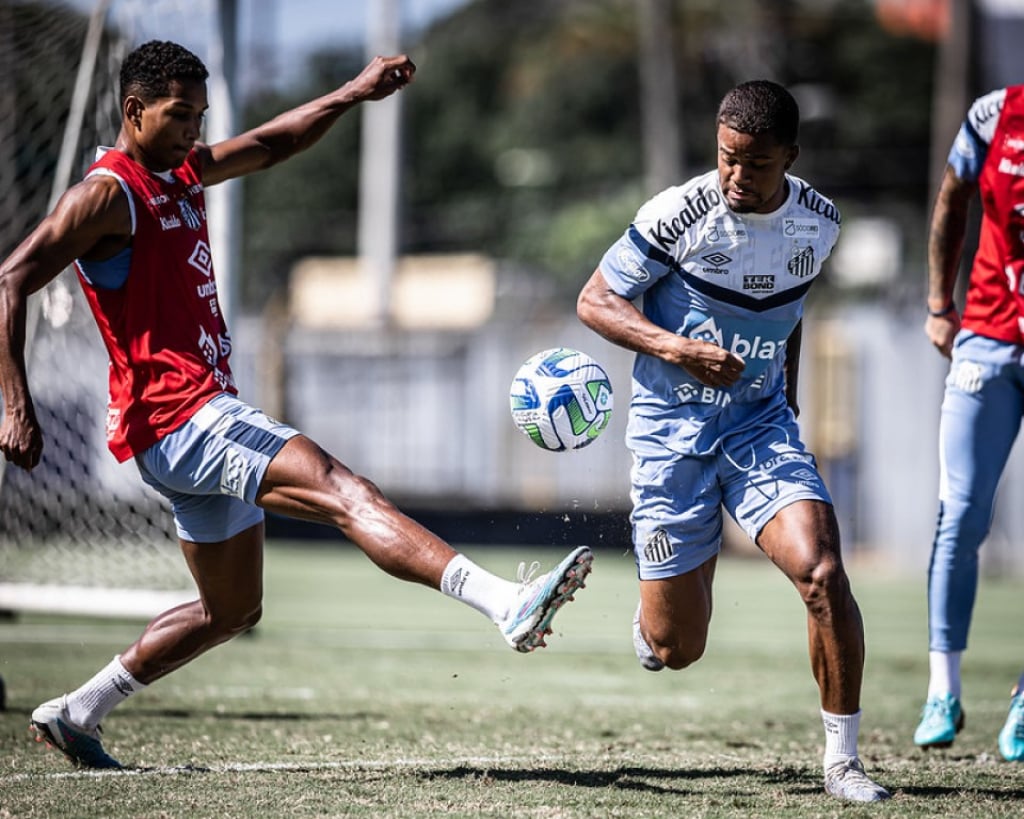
824, 757, 890, 802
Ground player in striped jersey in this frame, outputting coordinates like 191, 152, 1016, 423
578, 80, 888, 802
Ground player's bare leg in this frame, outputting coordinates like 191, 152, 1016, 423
30, 524, 265, 767
119, 523, 266, 683
758, 499, 888, 802
257, 435, 592, 651
757, 500, 862, 714
635, 556, 717, 670
258, 435, 464, 584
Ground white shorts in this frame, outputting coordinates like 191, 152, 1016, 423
135, 393, 300, 543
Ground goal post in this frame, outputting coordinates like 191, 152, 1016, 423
0, 0, 237, 618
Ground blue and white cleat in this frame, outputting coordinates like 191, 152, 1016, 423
914, 693, 964, 749
499, 546, 593, 652
998, 693, 1024, 761
30, 695, 122, 769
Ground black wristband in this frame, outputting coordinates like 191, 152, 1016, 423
928, 302, 956, 317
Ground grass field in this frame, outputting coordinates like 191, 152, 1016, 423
1, 541, 1023, 817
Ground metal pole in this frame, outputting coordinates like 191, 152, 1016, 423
207, 0, 241, 326
358, 0, 402, 328
637, 0, 682, 194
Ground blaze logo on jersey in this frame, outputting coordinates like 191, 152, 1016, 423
686, 317, 785, 362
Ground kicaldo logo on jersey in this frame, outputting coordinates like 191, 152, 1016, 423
686, 317, 786, 363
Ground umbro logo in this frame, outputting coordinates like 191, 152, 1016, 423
701, 252, 732, 267
445, 568, 468, 597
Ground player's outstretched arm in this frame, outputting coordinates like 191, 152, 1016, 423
577, 267, 745, 388
200, 54, 415, 186
0, 176, 130, 470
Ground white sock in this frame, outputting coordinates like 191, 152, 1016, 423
821, 709, 860, 769
66, 655, 147, 730
440, 554, 518, 622
927, 650, 962, 699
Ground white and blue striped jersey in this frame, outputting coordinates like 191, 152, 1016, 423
598, 169, 840, 455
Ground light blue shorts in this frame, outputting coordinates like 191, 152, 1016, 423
135, 393, 301, 543
630, 407, 831, 580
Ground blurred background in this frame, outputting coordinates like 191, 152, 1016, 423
2, 0, 1024, 616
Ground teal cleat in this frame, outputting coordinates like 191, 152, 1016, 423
913, 693, 964, 749
499, 546, 592, 652
30, 696, 122, 769
998, 693, 1024, 761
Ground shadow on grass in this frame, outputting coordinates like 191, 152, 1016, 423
421, 763, 1024, 801
131, 706, 389, 722
421, 763, 821, 797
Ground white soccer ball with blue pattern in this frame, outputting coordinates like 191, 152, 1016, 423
509, 347, 613, 451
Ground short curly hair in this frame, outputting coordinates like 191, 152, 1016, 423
119, 40, 209, 103
717, 80, 799, 146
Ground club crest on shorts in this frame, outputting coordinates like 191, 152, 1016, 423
643, 528, 673, 564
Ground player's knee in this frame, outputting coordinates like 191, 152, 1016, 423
330, 471, 393, 529
796, 555, 849, 612
650, 630, 708, 669
208, 601, 262, 639
936, 499, 990, 552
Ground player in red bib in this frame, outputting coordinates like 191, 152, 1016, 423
0, 40, 593, 769
916, 86, 1024, 760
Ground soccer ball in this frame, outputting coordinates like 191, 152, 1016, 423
509, 347, 613, 451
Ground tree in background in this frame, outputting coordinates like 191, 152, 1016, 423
239, 0, 936, 310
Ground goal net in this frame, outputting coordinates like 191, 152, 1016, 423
0, 0, 225, 618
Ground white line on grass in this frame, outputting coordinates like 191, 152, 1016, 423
1, 755, 563, 783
